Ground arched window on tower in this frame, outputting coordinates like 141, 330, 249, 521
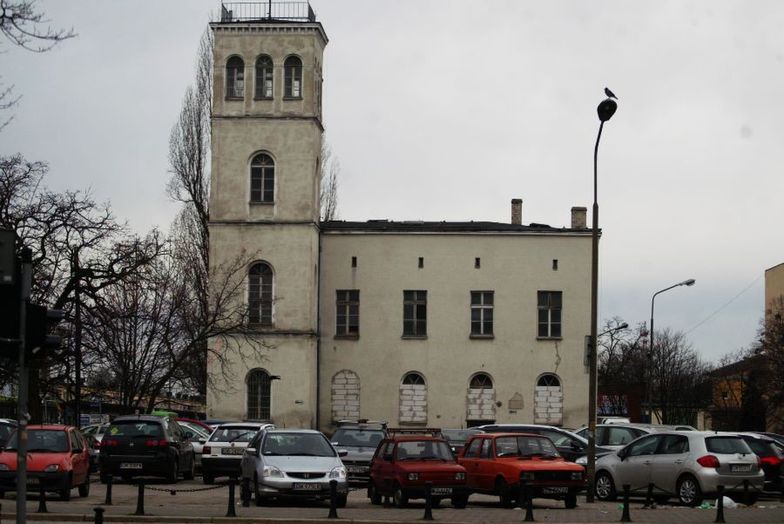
247, 369, 272, 420
250, 153, 274, 203
248, 262, 273, 327
284, 56, 302, 98
255, 55, 273, 99
226, 56, 245, 99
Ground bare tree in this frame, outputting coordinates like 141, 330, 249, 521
320, 137, 339, 221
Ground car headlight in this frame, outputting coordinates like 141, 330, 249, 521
44, 464, 60, 473
455, 472, 465, 480
261, 465, 284, 478
520, 471, 535, 481
0, 464, 9, 471
575, 456, 588, 466
408, 473, 419, 481
571, 471, 583, 480
329, 466, 347, 480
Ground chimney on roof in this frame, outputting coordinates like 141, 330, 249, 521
571, 206, 587, 229
511, 199, 522, 225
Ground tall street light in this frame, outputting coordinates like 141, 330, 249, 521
647, 278, 696, 422
587, 91, 617, 503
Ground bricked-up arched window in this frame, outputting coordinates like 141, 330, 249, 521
467, 373, 496, 424
255, 55, 273, 99
250, 153, 274, 203
284, 56, 302, 98
247, 369, 271, 420
534, 373, 563, 426
226, 56, 245, 99
470, 373, 493, 389
399, 372, 427, 425
248, 262, 273, 326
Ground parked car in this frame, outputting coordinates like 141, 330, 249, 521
442, 428, 483, 456
0, 424, 91, 500
458, 432, 585, 508
478, 424, 612, 462
736, 433, 783, 491
202, 422, 273, 484
241, 428, 348, 506
82, 433, 100, 473
177, 417, 213, 434
575, 424, 663, 451
99, 415, 195, 483
368, 432, 469, 508
594, 431, 764, 506
80, 422, 109, 445
0, 419, 17, 447
177, 421, 211, 470
329, 421, 387, 484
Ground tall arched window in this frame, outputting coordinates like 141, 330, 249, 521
284, 56, 302, 98
255, 55, 273, 99
250, 153, 274, 203
226, 56, 245, 99
399, 372, 427, 424
534, 373, 563, 426
247, 369, 271, 420
248, 262, 273, 326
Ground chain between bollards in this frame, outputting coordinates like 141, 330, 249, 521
37, 483, 48, 513
225, 477, 237, 517
134, 480, 145, 516
620, 484, 631, 522
715, 485, 725, 523
93, 506, 105, 524
423, 481, 434, 521
103, 475, 113, 505
328, 479, 339, 519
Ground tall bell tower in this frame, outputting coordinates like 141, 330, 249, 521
207, 2, 327, 427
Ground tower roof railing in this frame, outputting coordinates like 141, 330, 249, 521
215, 2, 316, 23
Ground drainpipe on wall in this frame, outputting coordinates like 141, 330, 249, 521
315, 226, 322, 430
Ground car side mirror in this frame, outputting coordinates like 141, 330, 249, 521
245, 447, 256, 456
198, 438, 206, 444
338, 450, 348, 457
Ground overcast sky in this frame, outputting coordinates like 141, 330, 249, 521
4, 1, 783, 363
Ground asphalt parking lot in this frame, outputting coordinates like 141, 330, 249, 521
2, 477, 784, 523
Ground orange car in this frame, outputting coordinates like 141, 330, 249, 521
458, 432, 585, 508
0, 424, 91, 500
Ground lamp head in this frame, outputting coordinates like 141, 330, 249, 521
682, 279, 696, 287
597, 98, 617, 122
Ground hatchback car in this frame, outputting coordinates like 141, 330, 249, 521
0, 425, 91, 500
442, 428, 483, 456
241, 429, 348, 507
478, 424, 612, 462
594, 431, 764, 506
99, 415, 195, 483
459, 432, 585, 508
575, 424, 662, 451
330, 422, 387, 484
177, 421, 211, 470
201, 422, 273, 483
736, 433, 783, 491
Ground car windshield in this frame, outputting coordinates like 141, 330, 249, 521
209, 426, 259, 443
5, 429, 68, 452
106, 421, 164, 438
706, 437, 752, 455
441, 429, 480, 444
331, 429, 384, 448
396, 440, 454, 461
262, 433, 335, 457
495, 436, 559, 458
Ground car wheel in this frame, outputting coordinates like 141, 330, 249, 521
496, 478, 515, 508
368, 482, 382, 505
595, 471, 617, 501
167, 460, 179, 483
451, 494, 468, 509
336, 493, 348, 508
78, 474, 90, 497
393, 485, 408, 508
565, 490, 577, 509
183, 454, 195, 480
677, 475, 702, 507
203, 472, 214, 485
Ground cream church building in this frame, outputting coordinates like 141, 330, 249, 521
207, 3, 592, 432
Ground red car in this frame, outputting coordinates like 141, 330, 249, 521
368, 433, 469, 508
458, 432, 585, 508
0, 424, 91, 500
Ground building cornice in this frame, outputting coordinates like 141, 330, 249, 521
210, 22, 329, 47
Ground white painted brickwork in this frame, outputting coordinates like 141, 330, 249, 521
332, 370, 360, 421
466, 388, 496, 420
399, 383, 427, 423
534, 385, 563, 425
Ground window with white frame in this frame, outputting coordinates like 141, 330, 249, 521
471, 291, 494, 336
250, 153, 274, 203
537, 290, 562, 338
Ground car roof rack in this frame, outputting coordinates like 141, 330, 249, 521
387, 427, 444, 437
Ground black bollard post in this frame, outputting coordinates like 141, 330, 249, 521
644, 483, 654, 508
241, 477, 250, 507
423, 481, 434, 521
523, 483, 534, 522
743, 479, 749, 506
93, 507, 105, 524
328, 479, 339, 519
225, 478, 237, 517
134, 480, 145, 516
517, 481, 525, 510
104, 475, 113, 505
620, 484, 631, 523
715, 485, 725, 523
37, 484, 48, 513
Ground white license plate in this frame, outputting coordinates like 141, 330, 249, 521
731, 464, 752, 472
347, 466, 368, 473
221, 447, 244, 455
543, 487, 568, 494
120, 463, 143, 469
293, 483, 321, 491
431, 487, 452, 495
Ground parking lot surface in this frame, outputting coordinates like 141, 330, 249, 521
2, 478, 784, 523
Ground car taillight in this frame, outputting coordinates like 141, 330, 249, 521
144, 439, 170, 448
93, 440, 101, 448
696, 455, 720, 468
760, 456, 782, 467
203, 446, 211, 454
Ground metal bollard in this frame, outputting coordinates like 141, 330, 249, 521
743, 479, 749, 506
104, 475, 113, 505
517, 481, 525, 510
37, 484, 48, 513
620, 484, 631, 522
715, 485, 725, 523
134, 480, 145, 516
644, 483, 654, 508
241, 477, 251, 507
523, 483, 534, 522
328, 479, 339, 519
226, 478, 237, 517
93, 507, 105, 524
423, 481, 434, 520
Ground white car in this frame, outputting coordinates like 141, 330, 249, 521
201, 422, 274, 483
177, 422, 211, 470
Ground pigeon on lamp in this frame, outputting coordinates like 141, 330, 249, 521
604, 87, 618, 100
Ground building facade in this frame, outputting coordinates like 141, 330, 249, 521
206, 4, 592, 432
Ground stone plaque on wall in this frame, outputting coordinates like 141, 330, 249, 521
508, 392, 524, 410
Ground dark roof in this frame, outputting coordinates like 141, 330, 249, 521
320, 220, 590, 234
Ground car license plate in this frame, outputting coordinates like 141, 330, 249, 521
432, 487, 452, 495
221, 447, 244, 455
28, 477, 39, 485
543, 487, 568, 495
731, 464, 752, 472
120, 463, 143, 469
347, 465, 368, 473
293, 483, 321, 491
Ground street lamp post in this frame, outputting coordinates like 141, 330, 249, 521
647, 278, 696, 422
587, 92, 617, 503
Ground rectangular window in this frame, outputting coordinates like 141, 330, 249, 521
335, 290, 359, 338
471, 291, 494, 337
403, 290, 427, 337
537, 291, 562, 338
